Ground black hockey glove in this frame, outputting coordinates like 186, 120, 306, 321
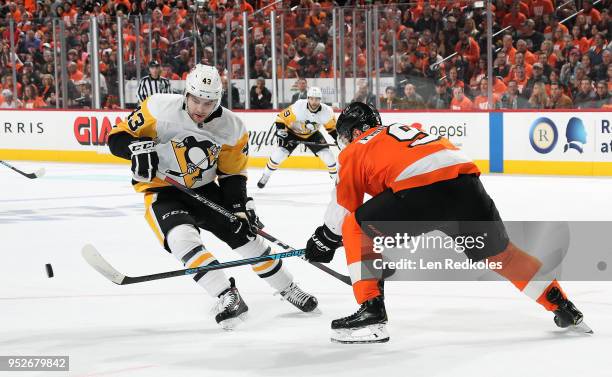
306, 224, 343, 263
128, 139, 158, 182
232, 197, 264, 239
276, 123, 290, 148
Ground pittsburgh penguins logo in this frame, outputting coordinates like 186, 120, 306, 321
304, 120, 319, 132
167, 136, 221, 187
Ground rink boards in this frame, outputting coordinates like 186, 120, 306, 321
0, 109, 610, 176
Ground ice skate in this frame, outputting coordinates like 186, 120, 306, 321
331, 296, 389, 344
276, 282, 319, 313
213, 277, 248, 330
257, 173, 270, 189
547, 286, 593, 334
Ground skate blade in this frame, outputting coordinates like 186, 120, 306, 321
309, 307, 322, 315
331, 324, 390, 344
219, 312, 248, 331
569, 321, 594, 334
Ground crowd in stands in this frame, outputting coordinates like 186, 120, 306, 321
0, 0, 610, 110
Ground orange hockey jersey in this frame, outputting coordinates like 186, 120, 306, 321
324, 123, 480, 234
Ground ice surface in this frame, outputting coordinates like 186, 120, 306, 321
1, 161, 611, 377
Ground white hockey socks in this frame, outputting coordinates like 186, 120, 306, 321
316, 148, 337, 180
263, 147, 290, 177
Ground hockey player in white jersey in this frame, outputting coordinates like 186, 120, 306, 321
108, 64, 318, 329
257, 87, 338, 188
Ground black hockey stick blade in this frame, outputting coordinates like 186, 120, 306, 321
82, 244, 305, 285
0, 160, 45, 179
256, 229, 352, 286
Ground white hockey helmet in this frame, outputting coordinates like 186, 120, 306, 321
307, 86, 322, 99
184, 64, 223, 110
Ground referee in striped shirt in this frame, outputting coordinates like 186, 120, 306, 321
137, 60, 171, 102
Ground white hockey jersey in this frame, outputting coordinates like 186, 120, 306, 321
275, 99, 336, 138
109, 93, 249, 192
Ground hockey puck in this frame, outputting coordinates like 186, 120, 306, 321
45, 263, 54, 278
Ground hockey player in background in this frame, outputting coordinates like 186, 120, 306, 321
304, 102, 591, 343
257, 87, 338, 188
108, 64, 318, 330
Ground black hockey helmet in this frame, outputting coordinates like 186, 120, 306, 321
336, 102, 382, 146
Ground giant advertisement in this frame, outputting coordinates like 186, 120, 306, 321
504, 112, 612, 175
0, 110, 128, 162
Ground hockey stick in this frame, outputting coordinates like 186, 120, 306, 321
0, 160, 45, 179
157, 172, 352, 285
257, 229, 351, 285
288, 140, 338, 148
82, 244, 305, 285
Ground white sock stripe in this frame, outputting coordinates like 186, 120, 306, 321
134, 155, 140, 177
146, 153, 152, 179
522, 278, 554, 300
348, 260, 383, 283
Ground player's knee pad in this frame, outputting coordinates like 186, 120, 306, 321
166, 224, 202, 261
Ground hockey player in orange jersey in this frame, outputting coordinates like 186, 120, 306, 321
304, 102, 591, 344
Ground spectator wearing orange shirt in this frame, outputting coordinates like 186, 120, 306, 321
455, 28, 480, 68
571, 25, 591, 54
502, 2, 527, 30
2, 76, 23, 99
473, 79, 499, 110
530, 0, 553, 18
304, 3, 326, 29
503, 0, 530, 16
447, 66, 465, 89
236, 0, 254, 14
514, 65, 530, 94
450, 86, 473, 110
506, 52, 533, 82
9, 2, 22, 23
515, 39, 537, 65
161, 63, 180, 80
582, 0, 602, 26
539, 40, 559, 68
68, 62, 84, 82
543, 16, 569, 39
22, 84, 47, 109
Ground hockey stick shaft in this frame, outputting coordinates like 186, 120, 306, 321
157, 172, 351, 285
289, 140, 338, 148
159, 173, 239, 222
0, 160, 45, 179
82, 244, 305, 285
256, 229, 351, 285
